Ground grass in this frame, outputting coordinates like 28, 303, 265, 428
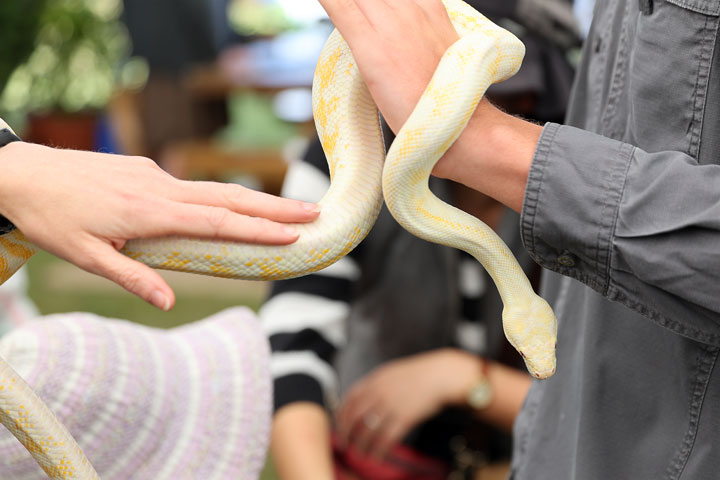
25, 251, 266, 328
24, 250, 279, 479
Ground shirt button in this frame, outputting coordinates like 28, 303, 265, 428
557, 251, 576, 267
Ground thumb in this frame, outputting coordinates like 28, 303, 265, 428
76, 241, 176, 310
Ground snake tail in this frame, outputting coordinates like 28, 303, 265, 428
0, 357, 101, 479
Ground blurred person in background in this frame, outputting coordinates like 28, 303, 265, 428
262, 2, 581, 478
265, 143, 536, 480
121, 0, 240, 160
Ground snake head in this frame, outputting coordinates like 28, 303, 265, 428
503, 295, 558, 380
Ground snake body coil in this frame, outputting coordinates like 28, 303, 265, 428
0, 1, 556, 477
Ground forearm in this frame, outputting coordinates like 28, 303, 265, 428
271, 403, 335, 480
0, 142, 41, 222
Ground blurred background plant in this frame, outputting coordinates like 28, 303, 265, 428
0, 0, 48, 96
228, 0, 326, 36
228, 0, 294, 36
0, 0, 147, 131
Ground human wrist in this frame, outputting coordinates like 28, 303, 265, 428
437, 349, 488, 407
0, 140, 36, 224
438, 100, 542, 212
0, 142, 52, 221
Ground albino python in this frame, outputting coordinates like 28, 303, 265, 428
0, 0, 557, 478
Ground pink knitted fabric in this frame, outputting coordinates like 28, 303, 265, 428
0, 307, 272, 479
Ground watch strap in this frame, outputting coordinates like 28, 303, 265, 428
0, 128, 22, 235
466, 359, 493, 410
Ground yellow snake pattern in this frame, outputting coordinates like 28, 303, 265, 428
0, 1, 556, 477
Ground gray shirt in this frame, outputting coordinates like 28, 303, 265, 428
512, 0, 720, 478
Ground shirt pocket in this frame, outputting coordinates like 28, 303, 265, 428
627, 0, 720, 157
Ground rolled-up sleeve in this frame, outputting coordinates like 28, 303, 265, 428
521, 123, 720, 344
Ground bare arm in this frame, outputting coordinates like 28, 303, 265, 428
271, 403, 335, 480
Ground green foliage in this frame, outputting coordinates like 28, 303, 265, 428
217, 92, 298, 148
228, 0, 298, 36
0, 0, 132, 116
26, 251, 266, 329
0, 0, 48, 92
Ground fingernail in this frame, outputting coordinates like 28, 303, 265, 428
284, 226, 299, 236
302, 202, 321, 213
150, 291, 171, 311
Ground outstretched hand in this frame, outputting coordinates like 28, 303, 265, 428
0, 142, 320, 310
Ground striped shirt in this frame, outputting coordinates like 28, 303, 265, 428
259, 139, 536, 461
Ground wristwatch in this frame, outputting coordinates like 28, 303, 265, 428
466, 360, 493, 410
0, 128, 22, 235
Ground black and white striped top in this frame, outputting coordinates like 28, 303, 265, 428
260, 140, 532, 413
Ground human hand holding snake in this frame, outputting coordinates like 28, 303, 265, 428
0, 140, 319, 310
0, 1, 557, 477
317, 0, 544, 212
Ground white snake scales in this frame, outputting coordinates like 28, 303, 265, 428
0, 1, 557, 477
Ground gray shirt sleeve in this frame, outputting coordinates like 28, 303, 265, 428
521, 122, 720, 345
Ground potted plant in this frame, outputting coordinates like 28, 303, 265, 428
0, 0, 48, 93
0, 0, 131, 150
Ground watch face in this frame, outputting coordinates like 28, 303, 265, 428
468, 382, 493, 410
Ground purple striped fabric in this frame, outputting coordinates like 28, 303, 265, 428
0, 307, 271, 479
0, 271, 38, 336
